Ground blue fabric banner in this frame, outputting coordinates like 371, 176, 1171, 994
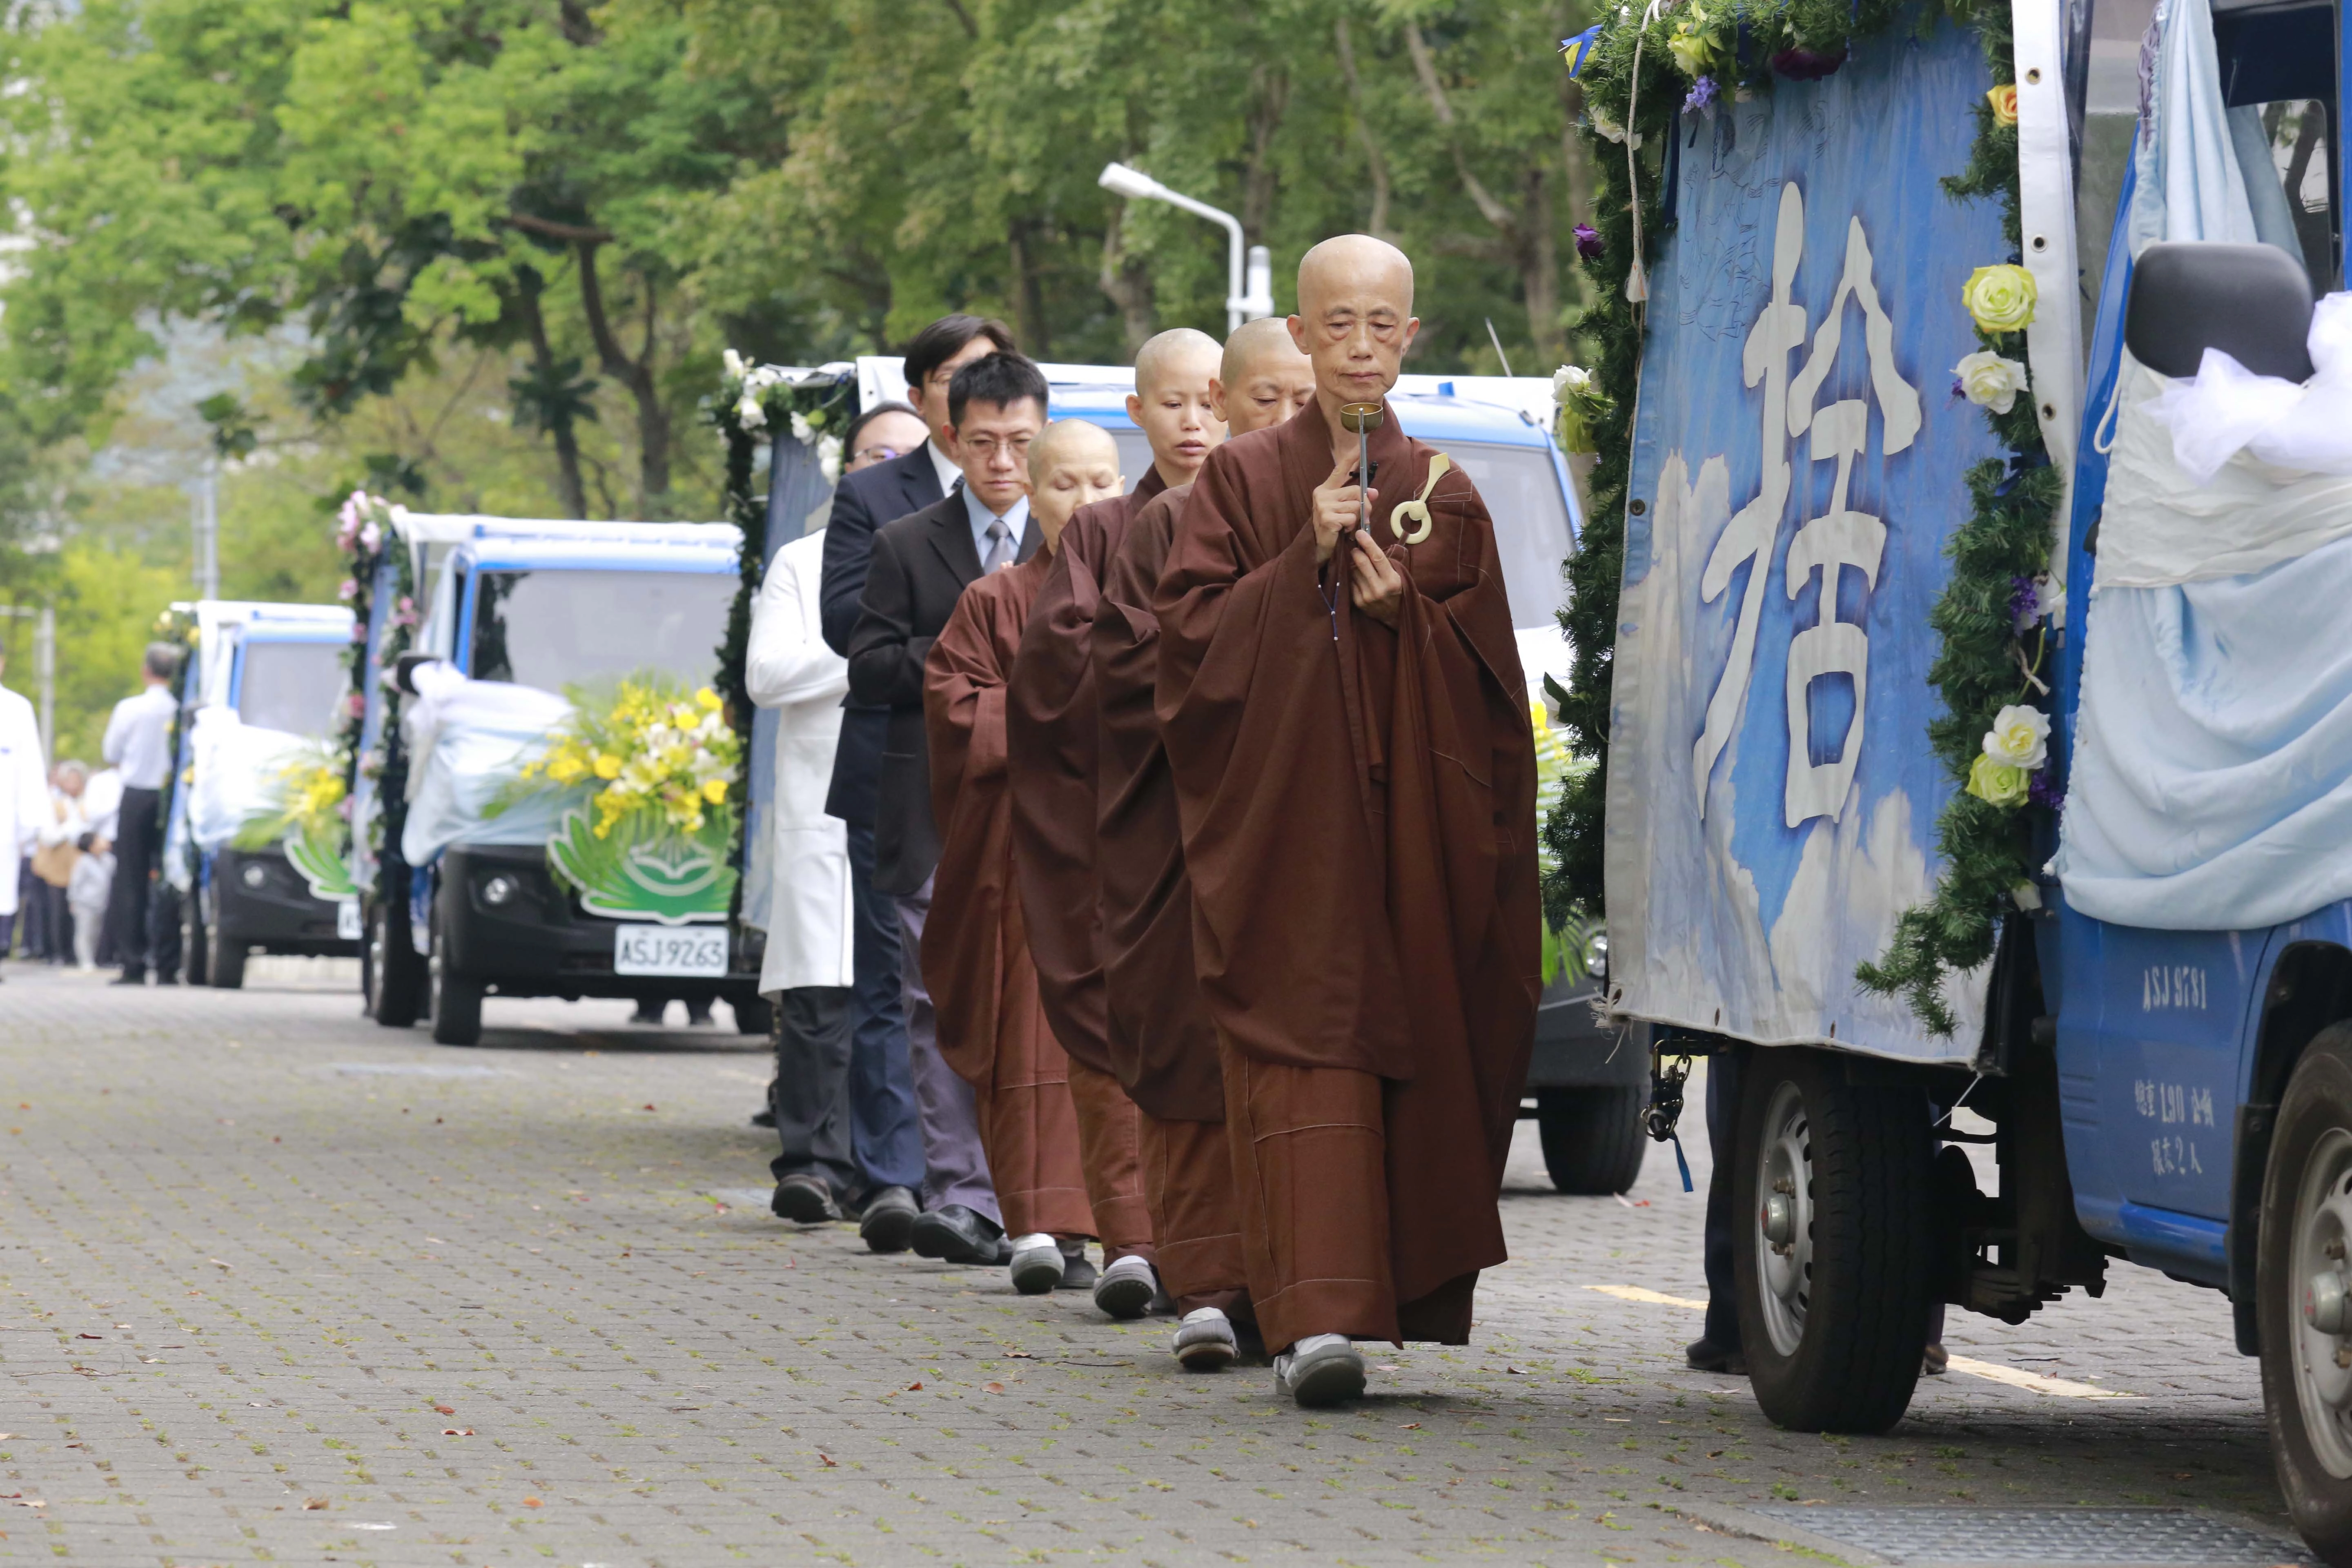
1603, 20, 2006, 1058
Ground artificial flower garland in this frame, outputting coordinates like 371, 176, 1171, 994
1550, 0, 2066, 1036
331, 490, 420, 909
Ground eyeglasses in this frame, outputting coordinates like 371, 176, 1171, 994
958, 434, 1033, 462
853, 445, 903, 465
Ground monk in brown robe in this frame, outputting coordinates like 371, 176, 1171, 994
922, 419, 1127, 1297
1094, 317, 1315, 1371
1155, 236, 1539, 1408
1005, 329, 1224, 1321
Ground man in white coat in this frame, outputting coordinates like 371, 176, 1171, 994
747, 520, 925, 1252
0, 648, 52, 976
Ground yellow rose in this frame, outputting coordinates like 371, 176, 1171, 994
1966, 752, 2031, 808
696, 687, 722, 710
1987, 84, 2018, 126
1963, 263, 2037, 334
702, 777, 728, 804
593, 753, 621, 780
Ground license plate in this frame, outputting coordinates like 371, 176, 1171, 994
613, 924, 728, 978
336, 900, 362, 941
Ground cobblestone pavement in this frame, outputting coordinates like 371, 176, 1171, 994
0, 962, 2306, 1566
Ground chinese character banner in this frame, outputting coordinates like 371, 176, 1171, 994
1604, 20, 2003, 1060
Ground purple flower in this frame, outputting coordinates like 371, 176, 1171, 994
1682, 74, 1719, 116
1573, 223, 1604, 262
1950, 376, 1967, 399
2007, 573, 2040, 626
2029, 769, 2065, 810
1769, 43, 1848, 79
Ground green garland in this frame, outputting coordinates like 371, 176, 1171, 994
331, 490, 417, 910
1550, 0, 2064, 1036
707, 356, 857, 913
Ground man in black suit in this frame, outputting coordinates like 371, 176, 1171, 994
847, 350, 1049, 1265
804, 315, 1014, 1251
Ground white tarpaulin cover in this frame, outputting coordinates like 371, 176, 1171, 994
398, 661, 572, 866
186, 708, 307, 854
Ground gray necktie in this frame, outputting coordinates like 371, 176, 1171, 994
980, 516, 1012, 572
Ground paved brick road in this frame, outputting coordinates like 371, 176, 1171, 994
0, 963, 2306, 1566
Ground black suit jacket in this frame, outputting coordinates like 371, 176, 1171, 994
820, 445, 946, 826
847, 493, 1042, 896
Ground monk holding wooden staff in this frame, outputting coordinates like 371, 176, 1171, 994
923, 419, 1127, 1297
1094, 317, 1315, 1372
1154, 236, 1540, 1408
1006, 328, 1225, 1322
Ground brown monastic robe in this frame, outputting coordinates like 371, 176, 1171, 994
1093, 480, 1249, 1317
922, 552, 1094, 1241
1154, 401, 1540, 1353
1004, 472, 1168, 1263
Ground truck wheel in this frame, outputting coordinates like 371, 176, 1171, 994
426, 913, 482, 1047
1537, 1086, 1647, 1194
366, 898, 423, 1028
1733, 1047, 1933, 1434
2257, 1023, 2352, 1561
183, 900, 209, 987
731, 994, 773, 1037
210, 940, 247, 991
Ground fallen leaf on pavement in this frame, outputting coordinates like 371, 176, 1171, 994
1505, 1366, 1526, 1375
522, 1497, 542, 1508
441, 1428, 474, 1437
983, 1382, 1005, 1394
1004, 1350, 1034, 1359
302, 1497, 327, 1510
433, 1405, 455, 1415
1400, 1423, 1421, 1430
209, 1259, 232, 1272
640, 1104, 656, 1112
76, 1333, 100, 1340
906, 1382, 922, 1392
817, 1454, 838, 1468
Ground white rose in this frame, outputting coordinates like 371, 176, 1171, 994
818, 432, 843, 484
722, 348, 746, 382
1954, 349, 2029, 414
1552, 364, 1590, 399
736, 392, 766, 430
790, 410, 814, 445
1982, 703, 2050, 770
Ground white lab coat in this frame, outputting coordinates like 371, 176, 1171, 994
0, 685, 49, 918
746, 529, 854, 995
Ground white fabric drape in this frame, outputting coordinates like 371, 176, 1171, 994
398, 662, 572, 866
186, 707, 309, 853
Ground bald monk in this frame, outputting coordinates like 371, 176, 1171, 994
923, 420, 1127, 1296
1154, 236, 1540, 1408
1096, 317, 1316, 1372
1004, 328, 1225, 1321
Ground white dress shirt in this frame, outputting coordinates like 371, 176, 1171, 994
926, 438, 962, 504
960, 486, 1029, 564
102, 683, 176, 791
0, 684, 49, 915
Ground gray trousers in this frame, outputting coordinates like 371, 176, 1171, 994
895, 875, 1000, 1223
768, 986, 856, 1197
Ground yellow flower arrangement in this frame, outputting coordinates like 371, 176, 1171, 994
519, 680, 740, 840
1962, 263, 2037, 334
1987, 84, 2018, 126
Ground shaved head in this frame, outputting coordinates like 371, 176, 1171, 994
1296, 234, 1414, 318
1221, 317, 1303, 388
1026, 417, 1120, 488
1214, 316, 1316, 437
1134, 328, 1221, 399
1290, 234, 1421, 430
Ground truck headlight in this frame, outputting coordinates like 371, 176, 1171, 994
481, 875, 518, 907
240, 863, 268, 890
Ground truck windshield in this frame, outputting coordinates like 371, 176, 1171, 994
1448, 441, 1573, 630
236, 640, 345, 737
469, 569, 737, 694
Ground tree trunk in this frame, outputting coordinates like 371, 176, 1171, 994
1008, 217, 1052, 357
1334, 17, 1395, 241
1240, 66, 1290, 243
1521, 165, 1564, 364
1098, 203, 1156, 356
574, 241, 670, 517
517, 276, 589, 518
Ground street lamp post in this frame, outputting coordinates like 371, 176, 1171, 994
1097, 163, 1276, 335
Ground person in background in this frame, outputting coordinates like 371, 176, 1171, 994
844, 402, 930, 477
100, 641, 179, 986
0, 646, 48, 975
815, 316, 1013, 1255
29, 760, 90, 964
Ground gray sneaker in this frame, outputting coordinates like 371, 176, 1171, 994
1007, 1233, 1063, 1295
1173, 1307, 1238, 1372
1093, 1254, 1157, 1320
1274, 1333, 1366, 1407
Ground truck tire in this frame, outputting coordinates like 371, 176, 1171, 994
731, 994, 773, 1037
365, 896, 423, 1028
426, 911, 483, 1047
1733, 1047, 1933, 1434
209, 939, 247, 991
1537, 1086, 1647, 1194
2256, 1022, 2352, 1562
183, 898, 209, 987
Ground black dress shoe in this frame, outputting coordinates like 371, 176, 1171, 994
909, 1203, 1004, 1264
771, 1174, 840, 1224
1685, 1335, 1747, 1375
857, 1186, 918, 1254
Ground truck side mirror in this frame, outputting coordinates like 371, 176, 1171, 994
393, 650, 437, 695
2124, 241, 2315, 382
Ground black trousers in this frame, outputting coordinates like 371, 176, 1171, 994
104, 787, 161, 979
768, 985, 858, 1196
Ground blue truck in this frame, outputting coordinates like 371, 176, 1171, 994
1581, 0, 2352, 1550
351, 516, 765, 1045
